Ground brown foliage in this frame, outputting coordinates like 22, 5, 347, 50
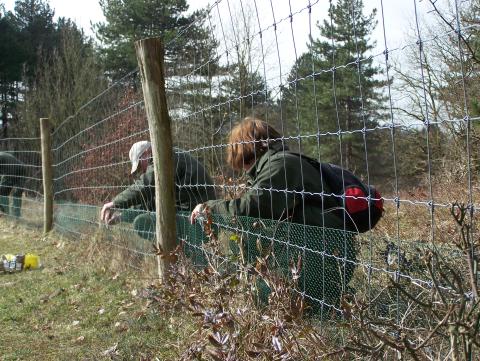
340, 202, 480, 359
146, 212, 351, 361
62, 88, 148, 205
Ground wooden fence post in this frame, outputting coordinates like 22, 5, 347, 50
40, 118, 53, 233
135, 37, 177, 281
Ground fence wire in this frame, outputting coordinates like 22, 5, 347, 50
3, 0, 479, 357
0, 137, 43, 228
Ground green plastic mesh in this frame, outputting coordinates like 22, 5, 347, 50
52, 203, 469, 321
176, 211, 357, 313
54, 204, 356, 312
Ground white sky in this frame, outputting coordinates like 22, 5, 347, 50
4, 0, 105, 35
2, 0, 448, 93
2, 0, 435, 50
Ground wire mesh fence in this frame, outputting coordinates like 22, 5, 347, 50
0, 137, 43, 228
2, 0, 479, 356
50, 75, 157, 274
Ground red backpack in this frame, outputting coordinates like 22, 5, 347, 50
295, 153, 384, 233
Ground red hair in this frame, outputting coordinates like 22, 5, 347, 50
227, 117, 282, 170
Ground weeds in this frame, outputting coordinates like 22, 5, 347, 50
148, 212, 351, 360
146, 200, 480, 360
0, 219, 188, 360
339, 202, 480, 359
2, 190, 479, 359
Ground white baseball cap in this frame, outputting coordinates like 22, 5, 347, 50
129, 141, 151, 174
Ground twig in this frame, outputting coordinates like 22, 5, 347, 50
413, 305, 455, 351
427, 0, 480, 64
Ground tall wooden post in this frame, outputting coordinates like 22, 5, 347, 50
135, 37, 177, 281
40, 118, 53, 233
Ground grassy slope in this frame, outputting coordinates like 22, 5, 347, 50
0, 218, 189, 360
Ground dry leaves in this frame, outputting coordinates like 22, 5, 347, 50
102, 343, 119, 357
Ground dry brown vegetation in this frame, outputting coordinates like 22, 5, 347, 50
138, 176, 480, 360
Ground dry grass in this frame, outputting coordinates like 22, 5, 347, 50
373, 173, 478, 242
0, 218, 196, 360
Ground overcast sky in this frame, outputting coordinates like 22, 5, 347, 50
2, 0, 435, 51
2, 0, 449, 91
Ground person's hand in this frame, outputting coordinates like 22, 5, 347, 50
100, 201, 117, 224
190, 203, 207, 224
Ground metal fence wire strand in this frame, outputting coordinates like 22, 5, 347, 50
2, 0, 479, 357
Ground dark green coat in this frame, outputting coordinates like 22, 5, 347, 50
0, 152, 26, 195
205, 143, 356, 312
112, 150, 216, 211
206, 142, 345, 229
0, 152, 27, 217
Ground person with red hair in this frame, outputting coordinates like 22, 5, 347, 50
190, 117, 357, 314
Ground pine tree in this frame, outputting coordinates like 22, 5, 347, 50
0, 0, 58, 136
13, 0, 57, 82
0, 7, 25, 131
220, 62, 271, 120
0, 5, 24, 88
94, 0, 214, 79
282, 0, 384, 175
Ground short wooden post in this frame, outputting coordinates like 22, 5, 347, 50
40, 118, 53, 233
135, 37, 177, 281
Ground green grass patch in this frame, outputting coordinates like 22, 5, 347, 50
0, 219, 192, 360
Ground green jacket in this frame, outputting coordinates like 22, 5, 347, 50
112, 150, 216, 211
0, 152, 26, 194
206, 142, 345, 229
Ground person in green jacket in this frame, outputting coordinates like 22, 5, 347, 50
101, 141, 216, 241
0, 152, 27, 218
190, 118, 357, 315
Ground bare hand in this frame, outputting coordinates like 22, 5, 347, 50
190, 203, 207, 224
100, 202, 116, 224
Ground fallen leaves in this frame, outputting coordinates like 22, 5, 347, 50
40, 288, 66, 303
114, 321, 129, 333
74, 335, 85, 344
102, 343, 119, 357
54, 241, 65, 249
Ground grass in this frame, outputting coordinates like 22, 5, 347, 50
0, 218, 194, 360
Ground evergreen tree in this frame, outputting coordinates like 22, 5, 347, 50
165, 16, 223, 157
1, 0, 57, 135
0, 5, 24, 88
0, 1, 107, 139
12, 0, 57, 82
94, 0, 223, 164
282, 0, 384, 176
220, 62, 271, 120
0, 7, 26, 132
94, 0, 212, 79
